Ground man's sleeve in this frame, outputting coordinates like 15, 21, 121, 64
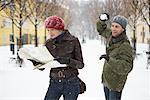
96, 20, 111, 38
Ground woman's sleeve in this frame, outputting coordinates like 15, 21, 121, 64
69, 38, 84, 69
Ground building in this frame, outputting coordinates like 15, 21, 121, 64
0, 10, 46, 46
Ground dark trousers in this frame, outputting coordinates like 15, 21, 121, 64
104, 86, 122, 100
44, 76, 80, 100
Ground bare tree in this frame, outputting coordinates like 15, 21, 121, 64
15, 0, 29, 48
27, 0, 51, 47
123, 0, 144, 51
47, 0, 72, 29
138, 0, 149, 34
57, 0, 72, 29
0, 0, 16, 54
3, 0, 29, 49
2, 0, 30, 49
100, 0, 124, 22
0, 0, 12, 11
88, 0, 103, 24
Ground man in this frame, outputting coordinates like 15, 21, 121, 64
96, 15, 134, 100
44, 15, 85, 100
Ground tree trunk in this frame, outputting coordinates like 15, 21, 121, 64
142, 26, 145, 43
44, 27, 46, 42
133, 29, 136, 51
12, 18, 15, 55
19, 25, 22, 49
18, 2, 22, 49
35, 18, 38, 47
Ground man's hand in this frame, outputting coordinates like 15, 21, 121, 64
54, 57, 70, 64
99, 54, 109, 61
96, 20, 107, 33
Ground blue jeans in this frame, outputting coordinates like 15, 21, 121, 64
104, 86, 122, 100
44, 76, 80, 100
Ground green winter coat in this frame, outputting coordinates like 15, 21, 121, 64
96, 20, 134, 92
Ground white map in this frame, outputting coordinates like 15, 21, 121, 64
18, 46, 66, 69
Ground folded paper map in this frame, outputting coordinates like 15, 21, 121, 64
18, 46, 66, 69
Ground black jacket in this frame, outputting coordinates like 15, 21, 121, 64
45, 30, 84, 76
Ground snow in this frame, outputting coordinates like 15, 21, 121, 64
0, 40, 150, 100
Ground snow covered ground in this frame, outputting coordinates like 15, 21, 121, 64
0, 40, 150, 100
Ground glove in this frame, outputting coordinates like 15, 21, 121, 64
99, 54, 109, 61
96, 20, 107, 33
38, 68, 45, 71
54, 57, 70, 64
28, 59, 44, 66
146, 51, 150, 54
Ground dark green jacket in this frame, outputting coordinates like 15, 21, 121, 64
97, 20, 134, 91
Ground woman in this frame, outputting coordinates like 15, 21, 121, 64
44, 15, 85, 100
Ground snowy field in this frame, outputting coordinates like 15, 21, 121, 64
0, 40, 150, 100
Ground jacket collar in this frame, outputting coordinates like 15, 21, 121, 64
61, 30, 75, 41
106, 31, 129, 48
